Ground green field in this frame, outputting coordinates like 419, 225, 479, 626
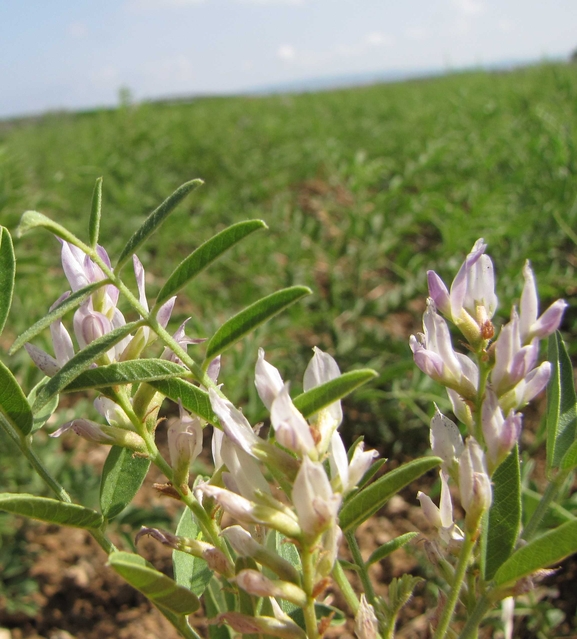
0, 62, 576, 452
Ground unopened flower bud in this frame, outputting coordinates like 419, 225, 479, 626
355, 594, 379, 639
481, 389, 522, 471
167, 401, 203, 487
213, 612, 306, 639
271, 384, 316, 457
50, 419, 147, 452
292, 456, 341, 538
221, 526, 300, 583
430, 408, 464, 474
459, 438, 492, 534
255, 348, 284, 410
235, 569, 307, 607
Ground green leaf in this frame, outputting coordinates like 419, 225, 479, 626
32, 321, 141, 413
173, 508, 213, 596
483, 446, 521, 580
0, 493, 103, 528
63, 359, 188, 392
9, 282, 107, 355
204, 577, 232, 639
27, 377, 59, 433
16, 211, 87, 249
100, 446, 151, 520
494, 519, 577, 587
292, 369, 377, 419
204, 286, 311, 363
0, 360, 33, 436
89, 176, 103, 248
108, 551, 199, 614
0, 226, 15, 337
149, 378, 217, 424
339, 457, 441, 532
560, 439, 577, 471
367, 532, 419, 567
116, 179, 203, 270
546, 332, 577, 473
156, 220, 267, 307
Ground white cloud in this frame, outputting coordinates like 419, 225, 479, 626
277, 45, 296, 60
237, 0, 305, 4
365, 32, 392, 47
124, 0, 204, 11
452, 0, 485, 15
67, 22, 87, 39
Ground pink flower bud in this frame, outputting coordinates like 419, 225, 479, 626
209, 388, 260, 457
430, 408, 464, 472
355, 595, 379, 639
481, 389, 522, 470
255, 348, 284, 410
270, 384, 315, 456
459, 438, 492, 534
292, 456, 341, 538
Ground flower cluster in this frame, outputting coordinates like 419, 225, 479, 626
411, 239, 566, 539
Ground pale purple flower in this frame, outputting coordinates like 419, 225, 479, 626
429, 408, 465, 473
428, 238, 498, 344
410, 300, 478, 399
500, 361, 552, 414
481, 389, 522, 471
209, 388, 260, 456
417, 471, 464, 545
519, 261, 567, 344
220, 436, 270, 500
492, 311, 539, 396
459, 438, 492, 532
329, 431, 377, 495
255, 347, 284, 410
355, 595, 379, 639
167, 401, 203, 479
303, 346, 343, 453
292, 456, 341, 538
50, 418, 146, 451
270, 383, 316, 457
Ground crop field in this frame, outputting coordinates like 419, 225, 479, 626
0, 61, 576, 635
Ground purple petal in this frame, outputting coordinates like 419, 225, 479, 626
25, 343, 60, 376
427, 270, 451, 316
157, 296, 176, 328
132, 254, 148, 312
531, 299, 568, 340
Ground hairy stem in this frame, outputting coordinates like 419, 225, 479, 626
301, 544, 320, 639
332, 560, 360, 615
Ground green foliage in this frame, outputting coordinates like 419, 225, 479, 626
483, 446, 521, 580
547, 332, 577, 473
100, 446, 151, 520
172, 507, 213, 597
149, 377, 217, 423
0, 493, 103, 528
339, 456, 441, 531
0, 226, 15, 337
89, 176, 103, 249
367, 532, 419, 567
0, 359, 34, 436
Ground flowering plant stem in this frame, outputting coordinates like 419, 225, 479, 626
2, 417, 116, 554
302, 544, 320, 639
345, 530, 378, 608
433, 532, 475, 639
332, 559, 360, 615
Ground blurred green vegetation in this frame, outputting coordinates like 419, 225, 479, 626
0, 62, 576, 455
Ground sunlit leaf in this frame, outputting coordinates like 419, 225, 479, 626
9, 282, 107, 355
494, 519, 577, 586
32, 321, 141, 412
483, 446, 521, 580
173, 508, 213, 596
292, 369, 377, 419
116, 179, 203, 270
156, 219, 267, 307
204, 286, 311, 363
108, 551, 199, 614
546, 332, 577, 473
89, 176, 103, 248
0, 360, 33, 436
100, 446, 151, 520
16, 210, 87, 249
63, 359, 187, 392
0, 226, 15, 337
27, 377, 59, 433
149, 378, 217, 424
0, 493, 103, 528
339, 457, 441, 532
367, 532, 419, 567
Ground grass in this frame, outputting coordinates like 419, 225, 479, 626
0, 61, 576, 453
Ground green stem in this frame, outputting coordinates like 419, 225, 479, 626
332, 560, 360, 615
345, 529, 377, 608
1, 417, 116, 554
301, 544, 320, 639
433, 532, 475, 639
522, 471, 568, 541
458, 593, 493, 639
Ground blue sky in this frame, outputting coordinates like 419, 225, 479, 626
1, 0, 576, 118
